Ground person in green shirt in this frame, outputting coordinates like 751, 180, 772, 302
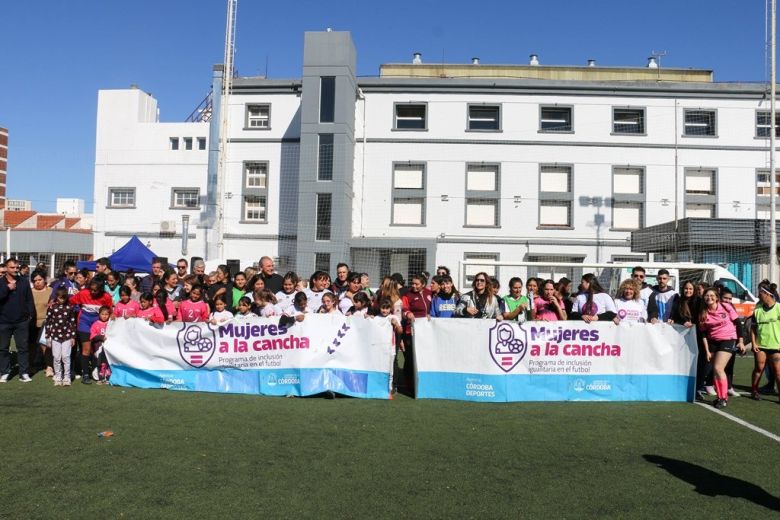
503, 277, 530, 323
750, 282, 780, 401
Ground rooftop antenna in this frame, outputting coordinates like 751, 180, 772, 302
650, 50, 667, 80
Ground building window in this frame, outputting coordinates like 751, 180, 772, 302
394, 104, 427, 130
463, 252, 499, 287
539, 165, 573, 228
611, 166, 645, 231
169, 137, 179, 150
315, 252, 331, 273
197, 137, 207, 150
540, 106, 572, 132
108, 188, 135, 208
756, 111, 780, 138
612, 108, 645, 135
685, 169, 716, 195
246, 104, 270, 129
171, 188, 199, 209
244, 196, 267, 222
245, 162, 268, 188
392, 163, 426, 225
318, 134, 334, 181
756, 170, 780, 196
683, 109, 716, 136
320, 77, 335, 123
183, 137, 193, 150
467, 105, 500, 131
465, 164, 499, 227
316, 193, 332, 240
685, 203, 715, 218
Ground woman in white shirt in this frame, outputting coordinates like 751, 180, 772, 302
571, 273, 617, 323
613, 279, 647, 323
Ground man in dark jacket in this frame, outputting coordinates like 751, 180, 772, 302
0, 258, 35, 382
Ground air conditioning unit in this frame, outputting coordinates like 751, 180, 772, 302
160, 220, 176, 236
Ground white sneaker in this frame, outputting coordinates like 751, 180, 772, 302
19, 373, 32, 383
62, 379, 71, 387
728, 388, 741, 397
0, 373, 9, 383
705, 385, 716, 396
91, 367, 99, 381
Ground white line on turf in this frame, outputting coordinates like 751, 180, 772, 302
695, 402, 780, 443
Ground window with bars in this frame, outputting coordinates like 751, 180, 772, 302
318, 134, 334, 181
685, 203, 715, 218
539, 165, 573, 228
465, 164, 499, 227
756, 111, 780, 138
171, 188, 199, 209
244, 196, 267, 222
540, 106, 572, 132
108, 188, 135, 208
685, 169, 716, 195
316, 193, 332, 240
683, 109, 716, 136
246, 104, 270, 129
467, 105, 500, 131
392, 163, 426, 225
394, 104, 427, 130
242, 161, 269, 223
612, 108, 645, 134
611, 166, 645, 230
756, 170, 780, 196
245, 162, 268, 188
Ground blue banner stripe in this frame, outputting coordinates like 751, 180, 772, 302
416, 372, 695, 402
110, 365, 392, 399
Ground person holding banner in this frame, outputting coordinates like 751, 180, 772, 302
456, 272, 503, 320
699, 288, 745, 409
70, 279, 113, 384
571, 273, 617, 323
750, 282, 780, 401
503, 277, 529, 322
531, 280, 567, 321
137, 293, 165, 324
431, 274, 459, 318
613, 279, 647, 323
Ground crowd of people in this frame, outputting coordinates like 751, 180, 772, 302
0, 256, 778, 402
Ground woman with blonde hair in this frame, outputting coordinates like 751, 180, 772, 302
613, 278, 646, 324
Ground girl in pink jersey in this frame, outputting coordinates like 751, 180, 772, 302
89, 306, 112, 384
699, 288, 745, 408
113, 286, 140, 319
531, 280, 567, 321
137, 293, 165, 324
177, 285, 210, 322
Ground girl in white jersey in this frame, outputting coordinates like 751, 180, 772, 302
275, 272, 300, 314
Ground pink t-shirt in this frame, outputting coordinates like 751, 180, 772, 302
137, 306, 165, 324
90, 319, 108, 340
177, 300, 210, 322
114, 300, 140, 318
533, 297, 564, 321
700, 303, 738, 341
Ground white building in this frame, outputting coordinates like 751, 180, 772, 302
6, 199, 32, 212
93, 31, 776, 285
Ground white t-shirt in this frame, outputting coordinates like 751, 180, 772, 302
614, 299, 647, 322
304, 288, 327, 312
639, 286, 654, 310
275, 290, 298, 312
573, 293, 617, 316
338, 294, 354, 314
210, 310, 234, 324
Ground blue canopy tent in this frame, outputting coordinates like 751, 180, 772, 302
76, 236, 159, 274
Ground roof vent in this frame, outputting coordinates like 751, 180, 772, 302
471, 57, 480, 65
587, 59, 596, 67
412, 52, 422, 64
529, 54, 539, 66
647, 57, 658, 69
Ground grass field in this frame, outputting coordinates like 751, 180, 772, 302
1, 356, 778, 518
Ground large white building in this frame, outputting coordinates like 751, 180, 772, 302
94, 31, 777, 285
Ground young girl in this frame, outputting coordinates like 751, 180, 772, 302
305, 271, 331, 312
317, 292, 339, 314
377, 298, 404, 394
525, 278, 540, 321
153, 283, 175, 323
124, 275, 142, 302
252, 290, 278, 317
90, 306, 112, 384
531, 280, 567, 321
346, 292, 371, 317
286, 292, 309, 322
114, 286, 140, 318
45, 286, 77, 386
431, 274, 459, 318
571, 273, 617, 323
209, 297, 234, 325
70, 279, 113, 384
137, 293, 165, 324
231, 272, 248, 310
177, 285, 210, 322
235, 296, 254, 319
699, 288, 745, 408
501, 277, 528, 322
613, 279, 647, 323
275, 272, 300, 314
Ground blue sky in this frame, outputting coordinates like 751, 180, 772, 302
0, 0, 770, 212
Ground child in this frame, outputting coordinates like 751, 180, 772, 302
235, 296, 254, 319
231, 272, 248, 310
346, 291, 371, 317
137, 293, 165, 324
286, 292, 309, 322
317, 292, 339, 314
153, 282, 175, 323
177, 285, 210, 322
378, 298, 403, 395
275, 272, 300, 313
252, 290, 278, 318
90, 306, 112, 384
114, 286, 140, 318
210, 296, 234, 324
45, 286, 77, 386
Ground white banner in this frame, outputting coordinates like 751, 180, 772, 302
104, 315, 395, 399
413, 320, 698, 402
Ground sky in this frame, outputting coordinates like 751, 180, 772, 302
0, 0, 771, 212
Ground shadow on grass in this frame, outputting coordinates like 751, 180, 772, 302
644, 455, 780, 511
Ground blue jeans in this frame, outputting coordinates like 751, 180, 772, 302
0, 319, 30, 376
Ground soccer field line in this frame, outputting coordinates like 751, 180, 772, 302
695, 402, 780, 443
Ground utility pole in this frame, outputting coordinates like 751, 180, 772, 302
771, 0, 778, 281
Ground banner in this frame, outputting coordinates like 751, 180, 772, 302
414, 320, 698, 402
104, 315, 395, 399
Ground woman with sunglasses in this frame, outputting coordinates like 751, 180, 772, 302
456, 272, 503, 320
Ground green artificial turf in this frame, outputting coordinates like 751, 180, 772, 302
0, 359, 778, 518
